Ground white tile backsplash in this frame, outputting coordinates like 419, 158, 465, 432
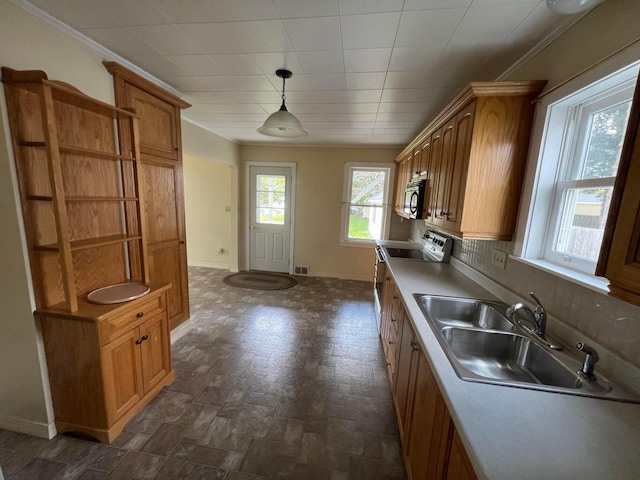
410, 221, 640, 374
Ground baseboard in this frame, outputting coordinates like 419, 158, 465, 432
188, 261, 229, 270
171, 317, 193, 344
0, 414, 56, 439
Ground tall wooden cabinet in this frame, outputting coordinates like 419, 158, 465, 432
105, 62, 191, 330
2, 67, 175, 443
394, 81, 546, 240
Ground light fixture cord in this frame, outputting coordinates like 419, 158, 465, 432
280, 75, 287, 111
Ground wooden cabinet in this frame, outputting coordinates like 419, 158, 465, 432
37, 283, 174, 443
395, 154, 413, 214
105, 62, 191, 330
379, 273, 478, 480
2, 67, 149, 312
597, 71, 640, 307
395, 81, 546, 240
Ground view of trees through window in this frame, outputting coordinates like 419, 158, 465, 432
348, 169, 386, 240
256, 174, 285, 225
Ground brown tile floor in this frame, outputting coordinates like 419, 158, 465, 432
0, 267, 407, 479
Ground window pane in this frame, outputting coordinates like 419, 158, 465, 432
350, 170, 385, 205
257, 174, 285, 192
257, 207, 284, 225
348, 205, 383, 240
257, 191, 284, 207
581, 101, 631, 179
555, 187, 613, 261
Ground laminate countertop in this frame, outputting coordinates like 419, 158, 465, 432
384, 258, 640, 480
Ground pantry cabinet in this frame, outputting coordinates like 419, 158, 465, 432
105, 62, 191, 330
380, 276, 477, 480
394, 81, 546, 240
597, 70, 640, 308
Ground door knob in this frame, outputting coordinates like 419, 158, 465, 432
250, 225, 256, 230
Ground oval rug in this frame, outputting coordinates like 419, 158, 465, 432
223, 272, 298, 290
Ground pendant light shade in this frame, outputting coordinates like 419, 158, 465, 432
258, 69, 307, 138
546, 0, 603, 15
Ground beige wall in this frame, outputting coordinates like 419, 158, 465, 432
240, 146, 399, 281
184, 153, 235, 270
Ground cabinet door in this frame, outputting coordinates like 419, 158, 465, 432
413, 147, 423, 178
432, 121, 457, 226
125, 83, 179, 161
445, 429, 477, 480
406, 352, 450, 480
394, 316, 418, 445
140, 312, 171, 393
443, 103, 475, 233
425, 129, 443, 223
380, 273, 395, 357
143, 159, 189, 329
102, 329, 144, 422
395, 155, 412, 213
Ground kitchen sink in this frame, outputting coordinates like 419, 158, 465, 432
413, 294, 640, 403
440, 328, 582, 389
416, 296, 515, 332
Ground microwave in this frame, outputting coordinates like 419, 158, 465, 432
403, 179, 426, 219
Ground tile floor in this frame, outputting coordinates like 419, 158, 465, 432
0, 267, 407, 479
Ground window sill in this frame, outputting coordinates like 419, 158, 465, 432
339, 240, 377, 248
509, 256, 610, 295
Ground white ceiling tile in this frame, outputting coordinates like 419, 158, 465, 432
274, 0, 339, 18
380, 88, 450, 103
167, 75, 275, 92
131, 25, 204, 55
340, 13, 402, 50
290, 103, 349, 113
395, 9, 467, 48
374, 121, 418, 129
183, 92, 259, 104
81, 27, 160, 57
208, 54, 264, 75
151, 0, 279, 22
323, 113, 377, 122
304, 74, 347, 91
283, 17, 342, 51
252, 53, 303, 76
449, 4, 537, 45
348, 103, 380, 113
250, 91, 286, 104
228, 21, 294, 53
347, 90, 383, 103
438, 44, 499, 71
129, 55, 188, 78
338, 0, 404, 15
403, 0, 472, 10
285, 91, 349, 103
346, 73, 386, 90
389, 47, 442, 71
343, 48, 392, 73
208, 0, 281, 21
101, 0, 169, 27
189, 104, 267, 114
297, 51, 345, 74
266, 73, 310, 91
376, 112, 427, 122
166, 55, 225, 76
385, 70, 471, 89
378, 102, 439, 113
181, 24, 245, 54
29, 0, 121, 29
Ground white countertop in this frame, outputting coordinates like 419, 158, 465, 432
385, 258, 640, 480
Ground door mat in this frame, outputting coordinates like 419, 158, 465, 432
222, 272, 298, 290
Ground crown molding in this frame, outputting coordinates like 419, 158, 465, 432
8, 0, 184, 99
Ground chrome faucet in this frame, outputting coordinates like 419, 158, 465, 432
576, 342, 599, 381
506, 292, 561, 349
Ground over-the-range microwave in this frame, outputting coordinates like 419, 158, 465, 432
403, 179, 426, 219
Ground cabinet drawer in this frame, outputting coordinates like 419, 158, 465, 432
100, 295, 165, 345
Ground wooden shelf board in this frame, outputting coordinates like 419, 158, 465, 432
18, 141, 136, 162
34, 234, 143, 252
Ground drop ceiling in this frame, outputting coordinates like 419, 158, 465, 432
23, 0, 577, 147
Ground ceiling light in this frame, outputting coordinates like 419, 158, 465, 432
546, 0, 604, 15
257, 69, 307, 139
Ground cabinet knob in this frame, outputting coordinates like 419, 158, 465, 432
411, 341, 420, 351
136, 312, 144, 318
389, 341, 393, 345
135, 334, 149, 345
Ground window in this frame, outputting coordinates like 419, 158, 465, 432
341, 163, 394, 246
518, 61, 639, 281
256, 174, 285, 225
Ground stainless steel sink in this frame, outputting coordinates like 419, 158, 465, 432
440, 327, 581, 389
416, 296, 515, 332
413, 294, 640, 403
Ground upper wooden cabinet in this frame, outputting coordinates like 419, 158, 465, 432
105, 62, 191, 330
597, 70, 640, 307
1, 67, 149, 312
395, 81, 546, 240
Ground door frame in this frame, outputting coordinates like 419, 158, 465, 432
245, 162, 297, 274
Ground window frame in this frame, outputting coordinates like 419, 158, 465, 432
340, 162, 395, 247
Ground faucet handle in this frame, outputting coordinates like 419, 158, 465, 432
528, 292, 544, 311
576, 342, 599, 381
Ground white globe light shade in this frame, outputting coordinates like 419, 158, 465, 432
546, 0, 604, 15
257, 108, 308, 138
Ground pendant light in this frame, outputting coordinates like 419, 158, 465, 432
546, 0, 604, 15
257, 69, 307, 138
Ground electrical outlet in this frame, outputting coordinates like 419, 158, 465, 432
491, 249, 507, 269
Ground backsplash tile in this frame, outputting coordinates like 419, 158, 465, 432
411, 222, 640, 372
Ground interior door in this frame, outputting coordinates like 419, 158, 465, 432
249, 165, 293, 273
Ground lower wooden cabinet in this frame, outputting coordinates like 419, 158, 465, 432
37, 283, 175, 443
380, 279, 477, 480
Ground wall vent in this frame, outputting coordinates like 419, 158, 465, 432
294, 266, 309, 275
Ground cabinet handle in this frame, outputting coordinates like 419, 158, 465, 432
411, 341, 420, 351
389, 341, 394, 345
135, 335, 149, 345
136, 312, 144, 318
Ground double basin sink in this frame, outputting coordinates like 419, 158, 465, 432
414, 294, 639, 403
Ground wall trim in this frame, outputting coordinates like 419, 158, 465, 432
0, 415, 56, 439
170, 318, 193, 344
8, 0, 183, 99
188, 261, 230, 270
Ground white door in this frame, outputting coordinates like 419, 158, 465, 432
249, 165, 293, 273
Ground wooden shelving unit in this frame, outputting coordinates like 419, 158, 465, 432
2, 67, 149, 312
